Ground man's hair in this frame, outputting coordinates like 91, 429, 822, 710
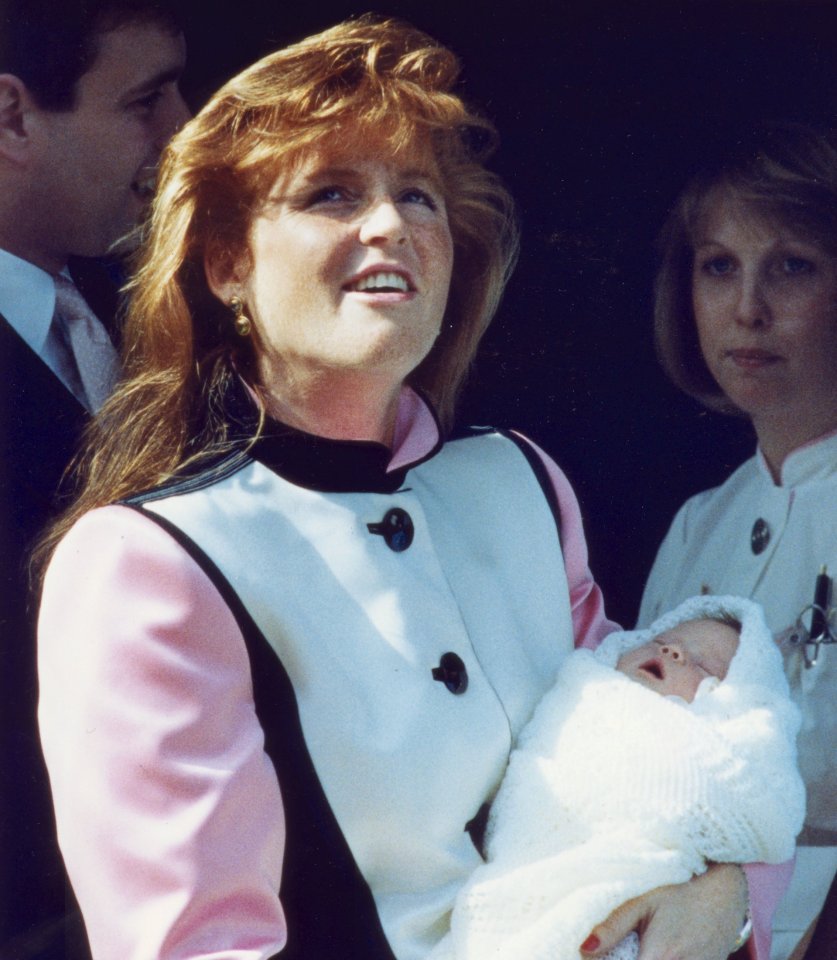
653, 122, 837, 414
0, 0, 181, 110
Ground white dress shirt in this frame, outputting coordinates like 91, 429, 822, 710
0, 246, 96, 408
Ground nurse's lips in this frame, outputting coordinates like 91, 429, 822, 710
726, 348, 782, 369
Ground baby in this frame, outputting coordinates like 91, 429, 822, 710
431, 595, 805, 960
614, 611, 740, 703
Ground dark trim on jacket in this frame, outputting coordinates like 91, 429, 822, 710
123, 503, 398, 960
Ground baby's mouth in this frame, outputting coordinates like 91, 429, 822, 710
639, 659, 664, 680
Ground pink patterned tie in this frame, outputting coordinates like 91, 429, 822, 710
53, 274, 119, 412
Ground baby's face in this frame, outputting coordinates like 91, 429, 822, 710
616, 618, 739, 702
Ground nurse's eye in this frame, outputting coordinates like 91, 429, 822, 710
781, 256, 815, 275
399, 187, 439, 211
699, 255, 735, 277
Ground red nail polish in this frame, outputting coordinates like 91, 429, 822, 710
581, 935, 601, 953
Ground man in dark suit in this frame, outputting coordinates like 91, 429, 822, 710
0, 2, 188, 955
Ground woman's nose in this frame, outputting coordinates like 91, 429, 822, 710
358, 199, 407, 246
735, 275, 770, 328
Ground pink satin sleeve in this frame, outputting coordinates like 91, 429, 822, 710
746, 860, 795, 960
523, 436, 789, 960
514, 434, 620, 650
37, 504, 288, 960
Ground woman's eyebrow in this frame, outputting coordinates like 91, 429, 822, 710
304, 166, 358, 181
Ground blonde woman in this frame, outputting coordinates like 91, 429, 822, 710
641, 123, 837, 958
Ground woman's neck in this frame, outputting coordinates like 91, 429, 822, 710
260, 370, 402, 447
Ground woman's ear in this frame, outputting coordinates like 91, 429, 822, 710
204, 244, 247, 305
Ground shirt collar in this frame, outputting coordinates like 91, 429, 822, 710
0, 247, 58, 353
227, 379, 443, 494
757, 427, 837, 486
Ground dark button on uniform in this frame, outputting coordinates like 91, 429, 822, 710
432, 652, 468, 694
367, 508, 414, 552
750, 517, 770, 555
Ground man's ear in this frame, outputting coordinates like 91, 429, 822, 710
0, 75, 35, 162
204, 243, 248, 306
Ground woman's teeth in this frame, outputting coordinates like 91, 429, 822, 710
351, 272, 409, 292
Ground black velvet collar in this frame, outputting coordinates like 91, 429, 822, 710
224, 379, 435, 495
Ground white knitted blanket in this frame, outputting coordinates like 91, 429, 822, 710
430, 596, 805, 960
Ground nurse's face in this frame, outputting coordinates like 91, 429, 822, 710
692, 195, 837, 443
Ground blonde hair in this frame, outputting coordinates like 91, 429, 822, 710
654, 122, 837, 413
37, 15, 518, 573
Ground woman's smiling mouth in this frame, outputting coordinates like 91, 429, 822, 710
344, 267, 416, 294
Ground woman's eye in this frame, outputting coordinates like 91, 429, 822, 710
399, 188, 438, 210
309, 186, 353, 205
700, 256, 735, 277
781, 256, 815, 275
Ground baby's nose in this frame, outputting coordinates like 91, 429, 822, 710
660, 644, 683, 662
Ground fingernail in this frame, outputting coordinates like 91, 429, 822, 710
581, 935, 600, 953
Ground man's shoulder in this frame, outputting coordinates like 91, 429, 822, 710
0, 309, 39, 383
0, 309, 87, 475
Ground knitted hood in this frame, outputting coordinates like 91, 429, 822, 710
594, 594, 805, 857
595, 595, 795, 716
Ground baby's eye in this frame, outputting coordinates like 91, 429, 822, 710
399, 188, 438, 210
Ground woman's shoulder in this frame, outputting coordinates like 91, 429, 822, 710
41, 503, 248, 679
438, 425, 580, 530
46, 503, 223, 610
54, 503, 184, 560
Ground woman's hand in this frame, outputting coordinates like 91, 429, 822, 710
580, 864, 749, 960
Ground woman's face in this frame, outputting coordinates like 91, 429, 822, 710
226, 136, 453, 401
692, 195, 837, 439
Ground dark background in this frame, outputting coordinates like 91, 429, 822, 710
175, 1, 837, 626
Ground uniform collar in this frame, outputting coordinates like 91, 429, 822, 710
228, 379, 443, 494
0, 247, 57, 353
757, 428, 837, 487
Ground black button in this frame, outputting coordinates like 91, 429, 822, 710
432, 652, 468, 694
367, 508, 414, 552
751, 518, 770, 555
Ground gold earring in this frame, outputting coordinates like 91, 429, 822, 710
229, 295, 252, 337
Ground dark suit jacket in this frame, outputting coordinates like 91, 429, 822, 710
0, 300, 96, 958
